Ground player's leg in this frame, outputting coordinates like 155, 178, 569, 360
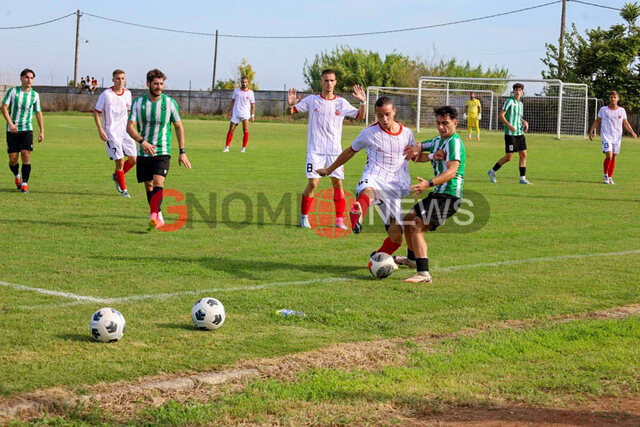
375, 220, 403, 255
8, 149, 20, 190
330, 177, 347, 229
467, 118, 472, 140
149, 173, 166, 229
488, 135, 515, 183
123, 156, 136, 174
403, 212, 433, 283
350, 186, 374, 234
19, 149, 31, 193
518, 149, 531, 184
224, 121, 237, 152
113, 158, 130, 197
299, 177, 319, 228
394, 211, 417, 268
474, 117, 481, 141
240, 120, 249, 153
608, 150, 619, 184
602, 148, 613, 183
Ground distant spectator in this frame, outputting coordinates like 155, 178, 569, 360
78, 77, 87, 93
90, 77, 98, 93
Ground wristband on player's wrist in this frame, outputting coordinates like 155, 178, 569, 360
428, 179, 434, 188
137, 138, 146, 144
179, 148, 186, 154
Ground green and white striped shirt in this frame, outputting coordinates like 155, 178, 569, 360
502, 96, 524, 136
421, 133, 466, 198
2, 86, 41, 132
128, 94, 181, 157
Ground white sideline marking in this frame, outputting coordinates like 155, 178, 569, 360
0, 281, 106, 303
7, 249, 640, 310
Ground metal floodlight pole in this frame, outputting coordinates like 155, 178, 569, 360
211, 29, 219, 92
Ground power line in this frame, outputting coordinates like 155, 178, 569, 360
568, 0, 622, 11
0, 12, 75, 30
84, 1, 563, 40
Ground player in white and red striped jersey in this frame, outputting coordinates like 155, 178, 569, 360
316, 96, 415, 257
223, 76, 256, 153
93, 69, 137, 197
286, 69, 366, 230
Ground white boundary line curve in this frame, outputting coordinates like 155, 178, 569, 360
5, 249, 640, 310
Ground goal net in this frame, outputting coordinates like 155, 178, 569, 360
416, 77, 589, 139
365, 87, 420, 127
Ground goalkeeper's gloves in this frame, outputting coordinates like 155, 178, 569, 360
478, 113, 482, 120
463, 113, 467, 119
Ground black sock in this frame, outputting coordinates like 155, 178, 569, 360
492, 162, 502, 172
146, 190, 153, 204
407, 249, 416, 261
416, 258, 429, 273
9, 163, 19, 176
21, 164, 31, 183
519, 166, 526, 177
151, 186, 164, 211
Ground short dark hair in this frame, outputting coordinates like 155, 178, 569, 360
374, 96, 394, 109
434, 106, 458, 120
513, 83, 524, 91
20, 68, 35, 78
321, 69, 336, 77
146, 68, 166, 83
609, 90, 619, 97
241, 76, 248, 80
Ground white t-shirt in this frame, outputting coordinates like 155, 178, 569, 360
293, 94, 359, 155
351, 122, 415, 188
95, 87, 133, 142
231, 88, 255, 117
598, 105, 627, 145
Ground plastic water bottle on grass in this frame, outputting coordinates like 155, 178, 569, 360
276, 309, 306, 317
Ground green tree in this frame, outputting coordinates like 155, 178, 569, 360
542, 2, 640, 110
215, 58, 259, 90
303, 46, 508, 91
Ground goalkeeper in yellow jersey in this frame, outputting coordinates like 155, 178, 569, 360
463, 92, 482, 141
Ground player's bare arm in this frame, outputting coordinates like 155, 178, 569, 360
286, 88, 300, 115
410, 160, 460, 197
623, 119, 638, 139
1, 103, 17, 133
404, 145, 422, 161
415, 149, 446, 163
250, 102, 255, 123
127, 120, 156, 156
352, 85, 366, 120
92, 111, 108, 142
227, 99, 235, 119
522, 119, 529, 132
35, 111, 44, 142
589, 117, 602, 141
499, 110, 516, 133
174, 121, 191, 168
316, 146, 357, 176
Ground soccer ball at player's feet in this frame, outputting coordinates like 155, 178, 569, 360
90, 307, 126, 342
191, 297, 226, 330
368, 252, 397, 279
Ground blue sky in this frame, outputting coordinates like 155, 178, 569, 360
0, 0, 630, 90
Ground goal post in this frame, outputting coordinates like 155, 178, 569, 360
417, 77, 589, 139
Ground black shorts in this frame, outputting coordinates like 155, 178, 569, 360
6, 131, 33, 153
136, 155, 171, 183
504, 134, 526, 153
413, 193, 460, 231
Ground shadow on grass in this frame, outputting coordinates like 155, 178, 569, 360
157, 322, 198, 331
93, 254, 362, 280
56, 333, 95, 342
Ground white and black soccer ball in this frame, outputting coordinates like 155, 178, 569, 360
90, 307, 126, 342
191, 297, 226, 330
368, 252, 397, 279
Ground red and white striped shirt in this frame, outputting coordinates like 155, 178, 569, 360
351, 122, 415, 187
293, 94, 359, 155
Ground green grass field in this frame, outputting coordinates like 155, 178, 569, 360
1, 115, 639, 424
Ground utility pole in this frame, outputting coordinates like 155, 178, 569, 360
211, 29, 219, 91
73, 9, 81, 87
558, 0, 567, 79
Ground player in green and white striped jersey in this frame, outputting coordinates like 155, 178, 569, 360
126, 69, 191, 231
488, 83, 531, 184
398, 106, 466, 283
1, 68, 44, 193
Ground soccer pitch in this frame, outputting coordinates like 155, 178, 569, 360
1, 115, 639, 424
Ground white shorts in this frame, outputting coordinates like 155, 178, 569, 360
602, 140, 620, 154
230, 114, 251, 124
305, 152, 344, 179
106, 138, 137, 161
355, 175, 409, 227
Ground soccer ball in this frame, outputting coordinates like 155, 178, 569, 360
191, 297, 226, 330
369, 252, 397, 279
90, 308, 126, 342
